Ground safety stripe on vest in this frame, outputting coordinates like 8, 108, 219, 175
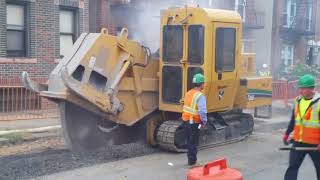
295, 96, 303, 142
295, 120, 320, 127
183, 92, 203, 115
183, 106, 198, 115
294, 95, 320, 142
295, 97, 320, 122
294, 98, 302, 121
191, 92, 202, 109
294, 118, 320, 123
302, 122, 320, 128
313, 100, 320, 121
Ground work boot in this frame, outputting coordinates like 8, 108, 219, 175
188, 162, 202, 168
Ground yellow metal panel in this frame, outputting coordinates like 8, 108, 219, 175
235, 76, 272, 109
51, 29, 160, 126
160, 7, 242, 25
239, 53, 256, 76
159, 7, 243, 113
159, 7, 214, 112
207, 22, 241, 112
203, 8, 242, 23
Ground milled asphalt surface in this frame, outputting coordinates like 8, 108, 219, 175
35, 103, 318, 180
2, 101, 316, 180
37, 127, 317, 180
0, 139, 158, 180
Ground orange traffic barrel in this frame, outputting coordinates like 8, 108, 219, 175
187, 158, 243, 180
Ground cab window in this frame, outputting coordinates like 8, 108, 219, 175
187, 67, 203, 91
162, 66, 182, 104
188, 25, 204, 65
215, 28, 236, 72
163, 25, 183, 63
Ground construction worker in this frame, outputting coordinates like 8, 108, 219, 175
182, 73, 207, 166
259, 64, 270, 76
283, 74, 320, 180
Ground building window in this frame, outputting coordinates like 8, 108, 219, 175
6, 4, 26, 57
281, 44, 294, 69
307, 41, 320, 65
60, 9, 76, 58
307, 45, 320, 65
283, 0, 297, 27
306, 2, 312, 31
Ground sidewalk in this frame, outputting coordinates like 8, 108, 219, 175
0, 118, 60, 131
0, 117, 60, 145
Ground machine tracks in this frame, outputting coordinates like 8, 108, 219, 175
156, 121, 187, 152
156, 113, 254, 152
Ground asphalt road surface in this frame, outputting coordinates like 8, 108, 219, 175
37, 118, 318, 180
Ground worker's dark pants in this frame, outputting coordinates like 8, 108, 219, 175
182, 122, 200, 165
284, 141, 320, 180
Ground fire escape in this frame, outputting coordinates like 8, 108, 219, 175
280, 0, 315, 42
238, 0, 265, 29
237, 0, 265, 53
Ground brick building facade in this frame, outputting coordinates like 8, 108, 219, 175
2, 0, 317, 86
271, 0, 320, 78
2, 0, 315, 115
0, 0, 89, 86
0, 0, 267, 87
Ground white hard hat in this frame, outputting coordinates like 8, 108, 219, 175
262, 64, 268, 68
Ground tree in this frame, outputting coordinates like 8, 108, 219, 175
279, 63, 320, 81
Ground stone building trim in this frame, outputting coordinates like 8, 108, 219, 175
0, 58, 37, 64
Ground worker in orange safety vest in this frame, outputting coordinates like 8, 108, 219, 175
182, 73, 207, 167
283, 74, 320, 180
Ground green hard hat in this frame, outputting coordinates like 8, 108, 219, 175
298, 74, 315, 88
192, 73, 205, 84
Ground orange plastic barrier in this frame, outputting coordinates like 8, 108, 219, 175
272, 79, 320, 108
287, 80, 299, 99
187, 158, 243, 180
272, 80, 288, 100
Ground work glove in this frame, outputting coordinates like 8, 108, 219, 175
283, 134, 289, 146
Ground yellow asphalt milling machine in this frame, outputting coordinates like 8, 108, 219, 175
22, 7, 272, 152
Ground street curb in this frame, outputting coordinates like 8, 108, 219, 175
0, 126, 61, 146
254, 120, 288, 132
0, 125, 61, 136
0, 137, 9, 145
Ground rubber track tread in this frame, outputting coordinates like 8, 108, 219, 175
156, 113, 254, 152
156, 121, 186, 152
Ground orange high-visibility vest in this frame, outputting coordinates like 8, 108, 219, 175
293, 95, 320, 144
182, 89, 203, 123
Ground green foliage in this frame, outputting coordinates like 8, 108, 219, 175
279, 64, 320, 81
0, 132, 24, 144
